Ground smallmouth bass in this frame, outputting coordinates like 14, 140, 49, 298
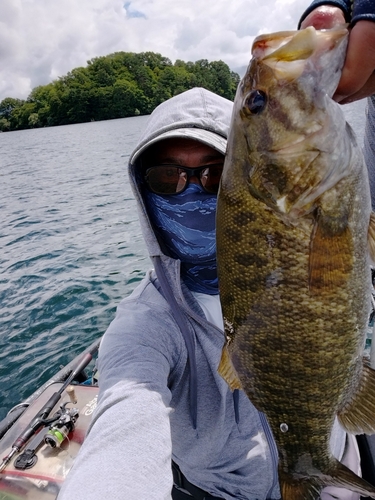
217, 26, 375, 500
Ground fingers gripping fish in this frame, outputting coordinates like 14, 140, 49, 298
217, 26, 375, 500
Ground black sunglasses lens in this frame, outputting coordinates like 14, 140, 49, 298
145, 164, 223, 195
145, 166, 186, 194
199, 165, 223, 193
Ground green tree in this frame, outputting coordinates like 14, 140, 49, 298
0, 51, 240, 131
28, 113, 39, 127
87, 58, 116, 87
208, 61, 239, 99
110, 79, 149, 117
9, 102, 36, 130
0, 117, 10, 131
0, 97, 25, 120
27, 84, 55, 126
158, 65, 195, 97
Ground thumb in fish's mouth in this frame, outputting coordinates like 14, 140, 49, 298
251, 26, 349, 96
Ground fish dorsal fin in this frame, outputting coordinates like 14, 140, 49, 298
368, 212, 375, 263
337, 361, 375, 434
218, 345, 242, 391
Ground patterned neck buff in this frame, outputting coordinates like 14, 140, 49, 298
144, 183, 218, 295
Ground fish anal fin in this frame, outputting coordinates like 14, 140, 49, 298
309, 209, 352, 294
323, 460, 375, 498
280, 474, 320, 500
368, 212, 375, 264
338, 361, 375, 434
218, 345, 242, 391
279, 459, 375, 500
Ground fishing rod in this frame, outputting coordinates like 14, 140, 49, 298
0, 339, 100, 474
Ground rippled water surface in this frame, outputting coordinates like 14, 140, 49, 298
0, 116, 150, 419
0, 99, 369, 419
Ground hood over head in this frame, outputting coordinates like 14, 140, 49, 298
128, 87, 233, 261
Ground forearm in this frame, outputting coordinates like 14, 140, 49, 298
57, 380, 173, 500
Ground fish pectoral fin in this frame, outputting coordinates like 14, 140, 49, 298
218, 345, 242, 391
338, 361, 375, 434
309, 209, 352, 293
367, 212, 375, 264
280, 460, 375, 500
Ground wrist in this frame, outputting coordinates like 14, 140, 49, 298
352, 0, 375, 26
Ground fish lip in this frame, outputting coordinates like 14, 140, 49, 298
252, 26, 348, 63
250, 26, 349, 91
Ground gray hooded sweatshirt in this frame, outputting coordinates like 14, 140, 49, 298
58, 88, 348, 500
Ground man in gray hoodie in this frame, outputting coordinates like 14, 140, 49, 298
57, 84, 366, 500
58, 87, 282, 500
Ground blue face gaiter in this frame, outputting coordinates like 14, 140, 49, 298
144, 183, 218, 295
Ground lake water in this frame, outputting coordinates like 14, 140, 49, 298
0, 99, 369, 420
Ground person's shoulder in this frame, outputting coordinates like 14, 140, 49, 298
115, 271, 176, 321
103, 271, 185, 352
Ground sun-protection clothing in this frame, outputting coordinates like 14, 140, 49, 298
58, 88, 353, 500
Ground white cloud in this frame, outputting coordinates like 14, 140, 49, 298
0, 0, 310, 102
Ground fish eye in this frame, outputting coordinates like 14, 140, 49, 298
244, 90, 267, 114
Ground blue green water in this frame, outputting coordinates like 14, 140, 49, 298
0, 116, 151, 419
0, 100, 368, 420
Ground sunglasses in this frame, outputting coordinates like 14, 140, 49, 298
144, 163, 224, 195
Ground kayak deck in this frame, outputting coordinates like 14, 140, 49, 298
0, 382, 98, 499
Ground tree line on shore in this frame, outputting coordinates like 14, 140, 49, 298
0, 51, 240, 132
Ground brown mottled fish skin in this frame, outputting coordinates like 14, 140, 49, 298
217, 27, 375, 500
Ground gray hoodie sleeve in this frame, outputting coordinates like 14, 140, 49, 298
58, 284, 185, 500
58, 381, 173, 500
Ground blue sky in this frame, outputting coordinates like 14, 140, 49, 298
0, 0, 310, 102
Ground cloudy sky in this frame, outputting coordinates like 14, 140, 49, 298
0, 0, 311, 102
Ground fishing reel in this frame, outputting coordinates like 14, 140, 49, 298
44, 402, 79, 449
14, 402, 79, 470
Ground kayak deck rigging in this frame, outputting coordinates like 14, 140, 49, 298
0, 338, 100, 499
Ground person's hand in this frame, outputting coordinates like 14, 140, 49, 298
301, 6, 375, 104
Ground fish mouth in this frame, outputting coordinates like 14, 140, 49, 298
251, 26, 348, 87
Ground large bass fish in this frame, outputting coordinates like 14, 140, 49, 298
217, 26, 375, 500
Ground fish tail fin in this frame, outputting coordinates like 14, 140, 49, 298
280, 460, 375, 500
